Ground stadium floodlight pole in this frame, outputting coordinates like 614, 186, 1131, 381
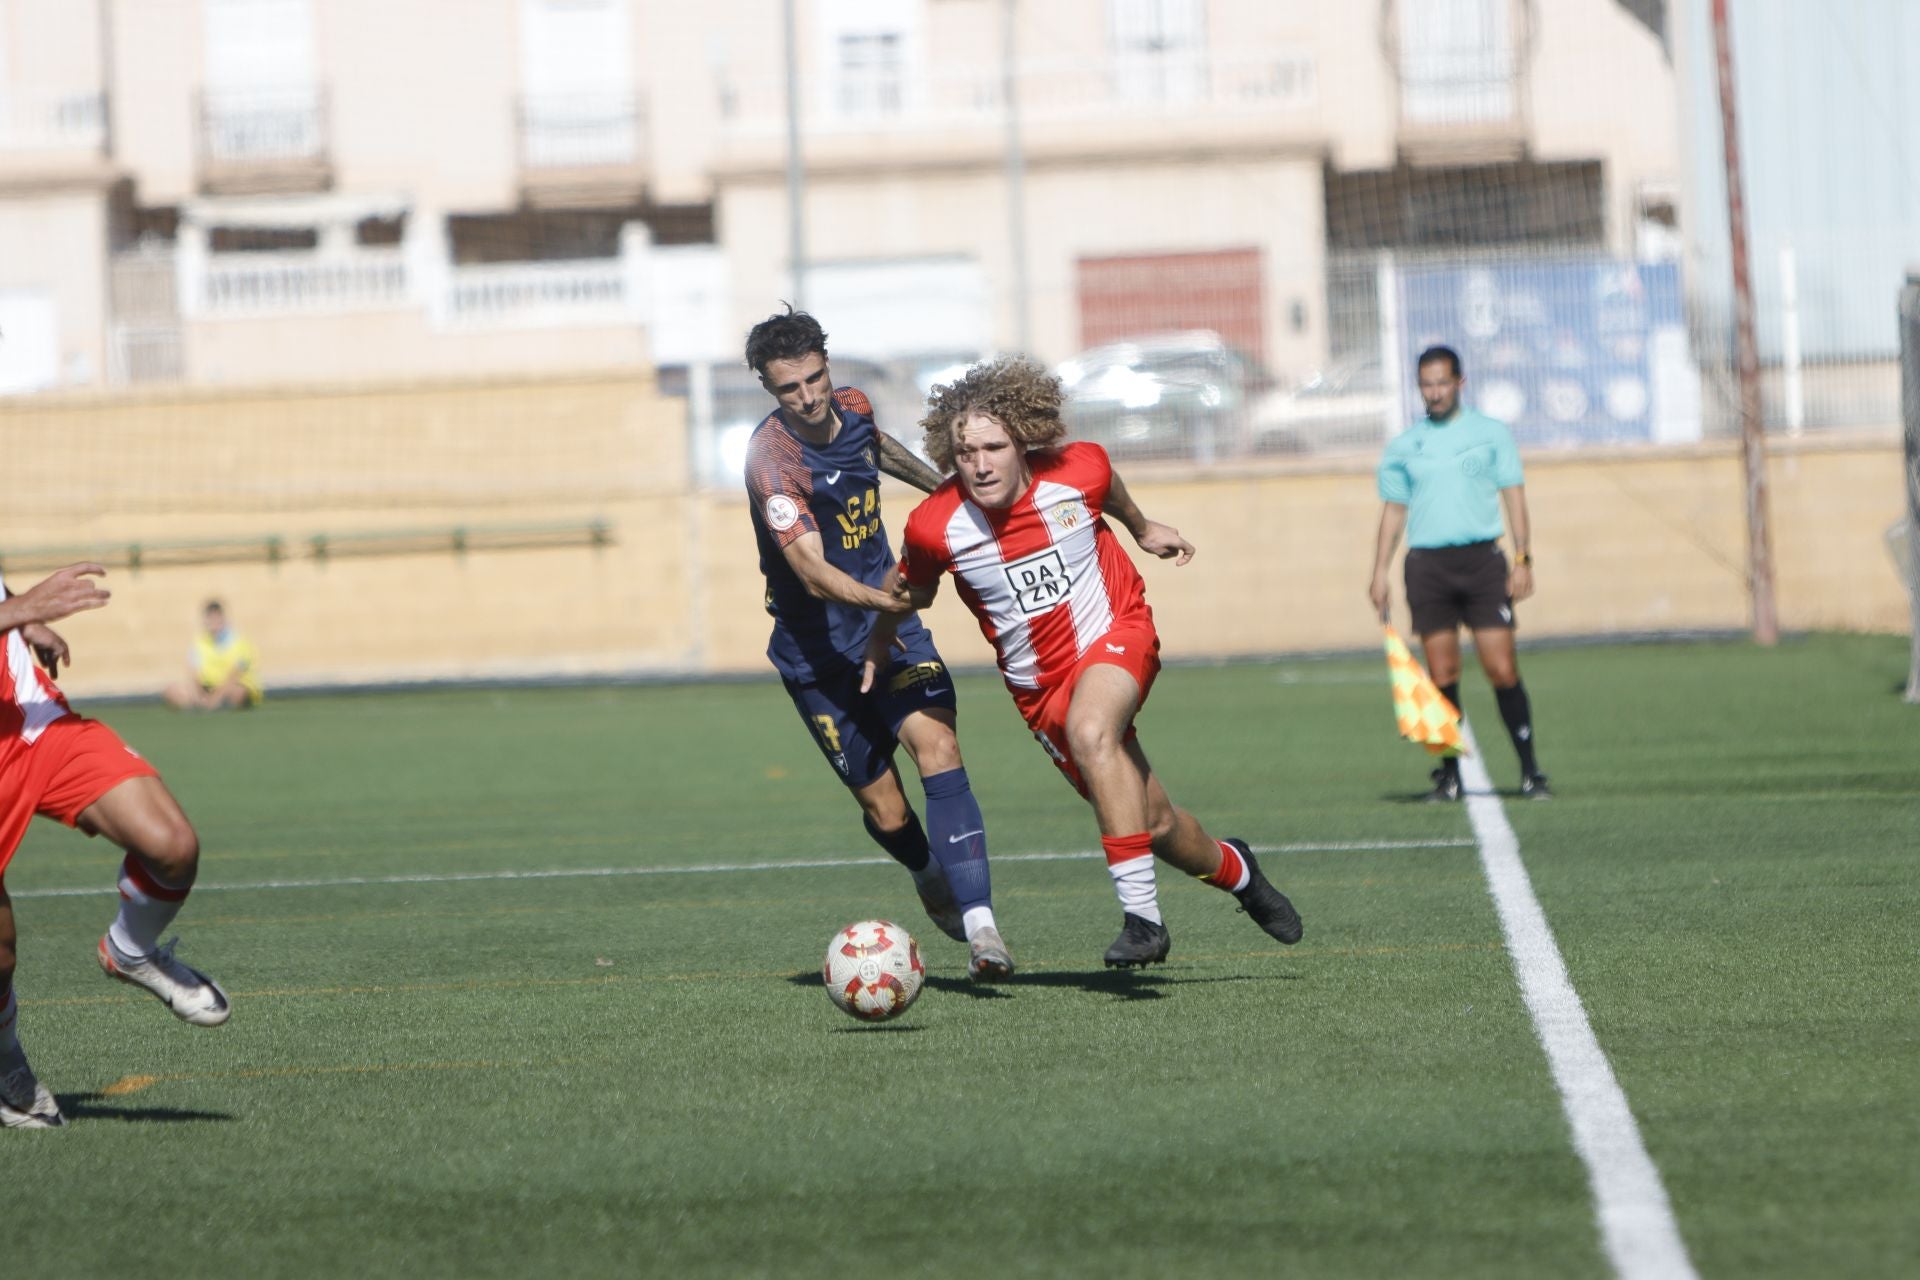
1711, 0, 1778, 646
783, 0, 807, 310
1003, 0, 1031, 353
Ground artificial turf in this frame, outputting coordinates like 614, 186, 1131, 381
4, 634, 1915, 1278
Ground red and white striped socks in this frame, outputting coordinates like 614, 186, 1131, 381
1101, 832, 1162, 924
1202, 839, 1252, 893
108, 853, 192, 959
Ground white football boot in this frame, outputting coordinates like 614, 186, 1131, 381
99, 935, 232, 1027
0, 1043, 64, 1129
909, 863, 968, 942
966, 925, 1015, 983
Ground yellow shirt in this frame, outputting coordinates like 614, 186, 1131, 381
193, 630, 263, 705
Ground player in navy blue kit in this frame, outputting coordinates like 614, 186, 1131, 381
743, 308, 1012, 981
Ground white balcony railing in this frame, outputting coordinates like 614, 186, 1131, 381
173, 215, 653, 330
444, 259, 637, 326
0, 91, 106, 153
197, 247, 407, 317
198, 87, 328, 164
517, 92, 643, 168
718, 49, 1316, 136
1399, 55, 1521, 128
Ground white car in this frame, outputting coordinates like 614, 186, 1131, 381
1056, 331, 1263, 462
1249, 356, 1395, 455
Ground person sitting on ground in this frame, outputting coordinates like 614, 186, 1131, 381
164, 600, 262, 711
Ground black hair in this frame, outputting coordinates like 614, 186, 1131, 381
1416, 345, 1463, 377
203, 599, 225, 614
744, 305, 828, 376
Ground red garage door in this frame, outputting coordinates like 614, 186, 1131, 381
1076, 248, 1264, 355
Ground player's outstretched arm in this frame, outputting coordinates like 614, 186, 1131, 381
780, 532, 913, 614
0, 564, 111, 634
1105, 470, 1194, 565
859, 567, 938, 694
876, 431, 943, 494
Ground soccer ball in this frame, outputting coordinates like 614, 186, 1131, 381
823, 919, 925, 1022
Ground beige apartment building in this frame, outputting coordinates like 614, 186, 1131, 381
0, 0, 1681, 401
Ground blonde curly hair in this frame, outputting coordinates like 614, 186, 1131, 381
919, 356, 1069, 473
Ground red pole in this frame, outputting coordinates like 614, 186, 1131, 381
1712, 0, 1779, 645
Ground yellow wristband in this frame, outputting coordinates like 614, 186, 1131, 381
1514, 552, 1532, 567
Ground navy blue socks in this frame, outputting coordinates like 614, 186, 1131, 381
920, 767, 992, 911
862, 808, 931, 873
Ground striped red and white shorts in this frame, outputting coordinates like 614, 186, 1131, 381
1010, 621, 1163, 796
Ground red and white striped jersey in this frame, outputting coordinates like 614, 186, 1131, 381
0, 578, 70, 745
900, 442, 1151, 691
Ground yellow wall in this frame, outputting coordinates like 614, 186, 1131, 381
0, 372, 700, 693
0, 374, 1906, 699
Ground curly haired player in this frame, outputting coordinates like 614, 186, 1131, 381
865, 357, 1303, 967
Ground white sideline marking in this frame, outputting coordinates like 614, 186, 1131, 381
1457, 724, 1697, 1280
7, 837, 1469, 901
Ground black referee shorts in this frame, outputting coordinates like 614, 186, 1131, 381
1405, 540, 1514, 636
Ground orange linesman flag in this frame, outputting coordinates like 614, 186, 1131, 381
1382, 625, 1468, 757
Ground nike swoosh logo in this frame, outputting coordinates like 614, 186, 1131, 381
825, 470, 842, 484
924, 687, 950, 698
948, 830, 984, 843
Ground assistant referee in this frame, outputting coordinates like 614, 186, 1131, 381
1367, 345, 1550, 802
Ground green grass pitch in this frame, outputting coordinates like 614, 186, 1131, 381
3, 634, 1916, 1278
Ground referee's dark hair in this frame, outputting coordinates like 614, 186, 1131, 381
1416, 345, 1462, 377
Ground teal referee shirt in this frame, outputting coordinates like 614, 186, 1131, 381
1375, 407, 1524, 549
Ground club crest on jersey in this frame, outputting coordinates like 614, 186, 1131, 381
765, 494, 801, 532
1051, 499, 1088, 530
1002, 546, 1071, 616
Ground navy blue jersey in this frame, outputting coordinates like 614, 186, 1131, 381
744, 386, 932, 683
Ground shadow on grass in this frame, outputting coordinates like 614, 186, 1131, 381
787, 968, 1289, 1004
990, 969, 1303, 997
1384, 786, 1543, 804
58, 1092, 234, 1123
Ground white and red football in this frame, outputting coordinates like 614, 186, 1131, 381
823, 919, 925, 1022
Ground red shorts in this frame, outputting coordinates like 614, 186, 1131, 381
1010, 621, 1163, 796
0, 715, 160, 880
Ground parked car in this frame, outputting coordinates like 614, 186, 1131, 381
1055, 331, 1264, 462
1249, 355, 1395, 455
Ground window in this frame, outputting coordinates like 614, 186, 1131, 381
836, 31, 905, 118
201, 0, 322, 161
820, 0, 919, 122
1397, 0, 1517, 126
1109, 0, 1208, 103
208, 225, 318, 253
518, 0, 636, 166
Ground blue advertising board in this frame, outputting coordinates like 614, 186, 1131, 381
1397, 258, 1697, 446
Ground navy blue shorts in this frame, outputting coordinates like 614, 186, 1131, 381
784, 630, 957, 788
